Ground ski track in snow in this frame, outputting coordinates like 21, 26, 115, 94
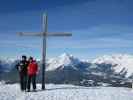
0, 84, 133, 100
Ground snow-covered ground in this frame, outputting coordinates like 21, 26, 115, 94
0, 83, 133, 100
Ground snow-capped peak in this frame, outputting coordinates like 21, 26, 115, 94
58, 53, 76, 65
59, 53, 73, 58
46, 53, 80, 71
92, 54, 133, 77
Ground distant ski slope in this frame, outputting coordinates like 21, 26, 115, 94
0, 83, 133, 100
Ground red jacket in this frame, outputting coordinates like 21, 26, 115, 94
28, 61, 38, 76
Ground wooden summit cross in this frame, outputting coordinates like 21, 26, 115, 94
18, 13, 72, 90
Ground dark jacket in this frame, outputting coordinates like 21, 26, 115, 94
16, 60, 29, 75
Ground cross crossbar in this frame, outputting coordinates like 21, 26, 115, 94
18, 32, 72, 37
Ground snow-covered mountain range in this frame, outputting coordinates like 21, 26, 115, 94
92, 54, 133, 77
46, 53, 133, 78
1, 53, 133, 86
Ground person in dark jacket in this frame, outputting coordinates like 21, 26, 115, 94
16, 55, 29, 91
27, 57, 38, 92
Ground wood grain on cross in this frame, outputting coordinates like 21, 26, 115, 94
18, 13, 72, 90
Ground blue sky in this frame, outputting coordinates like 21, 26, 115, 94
0, 0, 133, 60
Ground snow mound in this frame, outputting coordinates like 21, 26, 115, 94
0, 83, 133, 100
92, 54, 133, 77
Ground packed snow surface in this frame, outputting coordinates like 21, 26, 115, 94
0, 83, 133, 100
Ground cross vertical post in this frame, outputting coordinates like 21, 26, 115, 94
42, 13, 47, 90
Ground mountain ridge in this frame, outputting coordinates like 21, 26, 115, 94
1, 53, 133, 87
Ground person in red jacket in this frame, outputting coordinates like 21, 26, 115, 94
27, 57, 38, 92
